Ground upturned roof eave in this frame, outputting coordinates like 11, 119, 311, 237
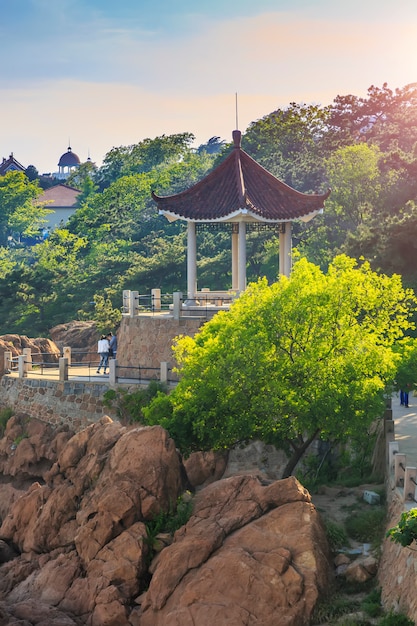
159, 207, 324, 224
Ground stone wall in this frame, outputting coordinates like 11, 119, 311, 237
118, 314, 205, 372
0, 377, 117, 431
379, 491, 417, 620
0, 315, 206, 431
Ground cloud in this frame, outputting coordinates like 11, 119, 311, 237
1, 6, 417, 173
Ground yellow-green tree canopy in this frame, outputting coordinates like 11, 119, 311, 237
144, 256, 416, 476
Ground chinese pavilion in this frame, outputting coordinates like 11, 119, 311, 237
152, 130, 330, 302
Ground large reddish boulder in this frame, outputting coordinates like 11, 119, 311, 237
0, 418, 185, 625
138, 475, 332, 625
0, 417, 332, 625
183, 449, 228, 488
50, 320, 99, 363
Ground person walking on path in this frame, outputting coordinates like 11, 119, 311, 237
107, 332, 117, 359
97, 334, 110, 374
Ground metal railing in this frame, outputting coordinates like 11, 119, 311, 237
122, 288, 238, 319
4, 349, 177, 385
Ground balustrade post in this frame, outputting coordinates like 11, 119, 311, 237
394, 453, 407, 488
160, 361, 168, 383
152, 288, 161, 312
63, 346, 71, 365
173, 292, 182, 320
404, 466, 417, 502
3, 351, 12, 373
18, 355, 26, 378
109, 359, 117, 386
123, 290, 130, 315
23, 348, 32, 371
130, 291, 139, 317
59, 357, 68, 381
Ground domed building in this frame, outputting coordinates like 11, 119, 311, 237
56, 146, 81, 180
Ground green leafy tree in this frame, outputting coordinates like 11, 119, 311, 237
0, 171, 45, 245
392, 337, 417, 392
96, 133, 196, 189
144, 256, 415, 476
25, 165, 39, 181
243, 102, 330, 191
65, 160, 98, 190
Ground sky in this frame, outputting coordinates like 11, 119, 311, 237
1, 0, 417, 174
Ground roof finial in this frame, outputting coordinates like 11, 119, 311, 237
235, 92, 239, 130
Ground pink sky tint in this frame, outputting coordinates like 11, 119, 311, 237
1, 9, 416, 173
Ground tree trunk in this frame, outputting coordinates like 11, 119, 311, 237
281, 429, 320, 478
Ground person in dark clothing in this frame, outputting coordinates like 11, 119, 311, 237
107, 332, 117, 359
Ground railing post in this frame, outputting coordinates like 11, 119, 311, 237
4, 351, 12, 373
160, 361, 168, 383
152, 288, 161, 312
130, 291, 139, 317
394, 453, 407, 487
18, 355, 26, 378
59, 357, 68, 381
109, 358, 117, 386
388, 441, 399, 471
23, 348, 32, 371
173, 292, 182, 320
63, 346, 71, 365
123, 290, 130, 315
404, 466, 417, 502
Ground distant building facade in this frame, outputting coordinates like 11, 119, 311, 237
36, 184, 80, 229
0, 153, 26, 175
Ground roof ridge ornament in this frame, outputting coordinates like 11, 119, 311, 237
232, 129, 241, 148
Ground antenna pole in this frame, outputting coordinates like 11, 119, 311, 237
235, 92, 239, 130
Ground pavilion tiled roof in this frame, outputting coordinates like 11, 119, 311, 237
152, 130, 330, 222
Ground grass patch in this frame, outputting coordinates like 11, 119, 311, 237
379, 613, 414, 626
311, 594, 361, 624
344, 506, 386, 544
324, 519, 350, 552
361, 587, 383, 618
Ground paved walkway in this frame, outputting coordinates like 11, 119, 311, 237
392, 391, 417, 462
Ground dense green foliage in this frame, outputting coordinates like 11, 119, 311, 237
1, 83, 417, 335
386, 508, 417, 547
142, 256, 416, 474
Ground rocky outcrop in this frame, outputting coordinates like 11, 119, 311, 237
138, 475, 331, 625
0, 335, 60, 376
0, 415, 332, 625
50, 320, 99, 363
183, 449, 229, 488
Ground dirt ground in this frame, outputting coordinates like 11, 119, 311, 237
310, 483, 385, 625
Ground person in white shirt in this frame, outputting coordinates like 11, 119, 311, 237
97, 335, 110, 374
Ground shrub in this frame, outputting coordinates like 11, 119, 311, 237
361, 587, 383, 618
103, 381, 168, 424
144, 492, 193, 564
379, 612, 414, 626
344, 506, 386, 544
0, 407, 13, 436
386, 508, 417, 547
324, 519, 350, 552
311, 594, 361, 624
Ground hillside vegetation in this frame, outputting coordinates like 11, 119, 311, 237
1, 83, 417, 336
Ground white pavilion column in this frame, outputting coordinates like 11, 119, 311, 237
187, 220, 197, 301
231, 226, 239, 290
279, 222, 292, 277
238, 222, 247, 292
